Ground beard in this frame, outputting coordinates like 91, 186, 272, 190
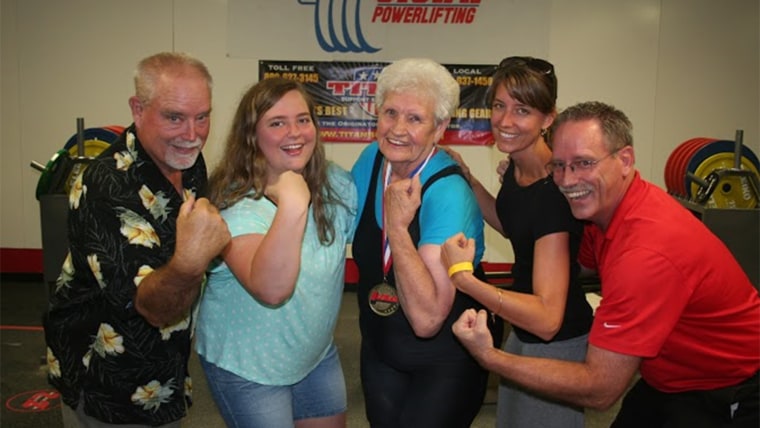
165, 138, 203, 170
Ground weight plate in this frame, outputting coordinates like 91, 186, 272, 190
63, 127, 119, 151
35, 149, 69, 199
673, 138, 715, 198
679, 138, 717, 195
102, 125, 126, 137
673, 138, 715, 196
66, 138, 110, 159
684, 140, 760, 198
689, 152, 760, 208
665, 140, 688, 192
665, 139, 702, 194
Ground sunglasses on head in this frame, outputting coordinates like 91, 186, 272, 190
498, 56, 555, 76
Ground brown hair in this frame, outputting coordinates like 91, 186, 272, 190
208, 77, 344, 245
486, 56, 557, 115
550, 101, 633, 151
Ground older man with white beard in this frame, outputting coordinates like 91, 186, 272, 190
44, 52, 230, 428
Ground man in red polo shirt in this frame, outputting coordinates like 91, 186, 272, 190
446, 101, 760, 427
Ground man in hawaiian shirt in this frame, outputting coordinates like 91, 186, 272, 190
44, 51, 231, 427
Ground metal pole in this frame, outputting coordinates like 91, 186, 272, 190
734, 129, 743, 170
76, 117, 85, 158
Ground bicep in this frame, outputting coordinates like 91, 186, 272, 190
419, 244, 453, 287
419, 244, 457, 307
221, 233, 264, 287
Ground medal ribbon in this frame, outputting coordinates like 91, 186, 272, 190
381, 147, 437, 277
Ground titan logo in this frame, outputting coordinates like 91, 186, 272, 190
297, 0, 481, 53
326, 66, 384, 116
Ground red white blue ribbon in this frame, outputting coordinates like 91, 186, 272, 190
381, 147, 437, 277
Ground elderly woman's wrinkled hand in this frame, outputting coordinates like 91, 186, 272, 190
384, 175, 421, 230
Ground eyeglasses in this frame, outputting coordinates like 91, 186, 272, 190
545, 150, 619, 176
498, 56, 555, 76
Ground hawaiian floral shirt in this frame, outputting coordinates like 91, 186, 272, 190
44, 124, 207, 425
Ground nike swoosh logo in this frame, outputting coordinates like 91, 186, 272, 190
603, 322, 622, 329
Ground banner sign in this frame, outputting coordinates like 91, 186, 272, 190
259, 60, 496, 145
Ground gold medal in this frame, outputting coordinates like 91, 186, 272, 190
368, 282, 399, 316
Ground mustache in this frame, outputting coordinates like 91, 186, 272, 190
171, 138, 203, 149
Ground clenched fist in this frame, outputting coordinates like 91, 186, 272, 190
173, 195, 231, 276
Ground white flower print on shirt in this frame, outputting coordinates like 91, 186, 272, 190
69, 173, 86, 209
131, 379, 176, 411
117, 208, 160, 248
138, 185, 171, 222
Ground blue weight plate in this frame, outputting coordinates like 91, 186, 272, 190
684, 140, 760, 198
63, 127, 119, 151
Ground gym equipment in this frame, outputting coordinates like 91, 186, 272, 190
685, 131, 760, 209
664, 137, 716, 197
688, 153, 760, 208
32, 118, 123, 289
33, 149, 70, 200
32, 118, 122, 199
666, 130, 760, 288
665, 131, 760, 208
62, 126, 121, 151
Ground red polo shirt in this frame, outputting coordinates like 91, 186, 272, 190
582, 172, 760, 392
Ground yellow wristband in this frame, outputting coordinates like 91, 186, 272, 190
448, 261, 474, 278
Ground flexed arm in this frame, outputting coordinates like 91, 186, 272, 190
385, 175, 456, 337
136, 196, 231, 327
453, 309, 640, 410
442, 231, 570, 341
221, 171, 310, 306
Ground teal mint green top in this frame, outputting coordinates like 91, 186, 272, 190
195, 163, 357, 385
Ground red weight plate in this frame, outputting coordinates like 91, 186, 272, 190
674, 138, 710, 198
676, 138, 715, 196
665, 138, 702, 194
666, 139, 701, 195
103, 125, 126, 137
664, 143, 684, 193
671, 138, 708, 195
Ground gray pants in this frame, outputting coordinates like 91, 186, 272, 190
497, 331, 589, 428
61, 398, 182, 428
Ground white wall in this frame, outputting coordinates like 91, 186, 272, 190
2, 0, 759, 265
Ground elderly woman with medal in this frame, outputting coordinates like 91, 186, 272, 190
350, 58, 504, 428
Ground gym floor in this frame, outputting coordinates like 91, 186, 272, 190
0, 277, 620, 427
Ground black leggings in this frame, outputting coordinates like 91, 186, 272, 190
612, 372, 759, 428
360, 340, 489, 428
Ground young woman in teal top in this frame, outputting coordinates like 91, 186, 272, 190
195, 77, 356, 428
